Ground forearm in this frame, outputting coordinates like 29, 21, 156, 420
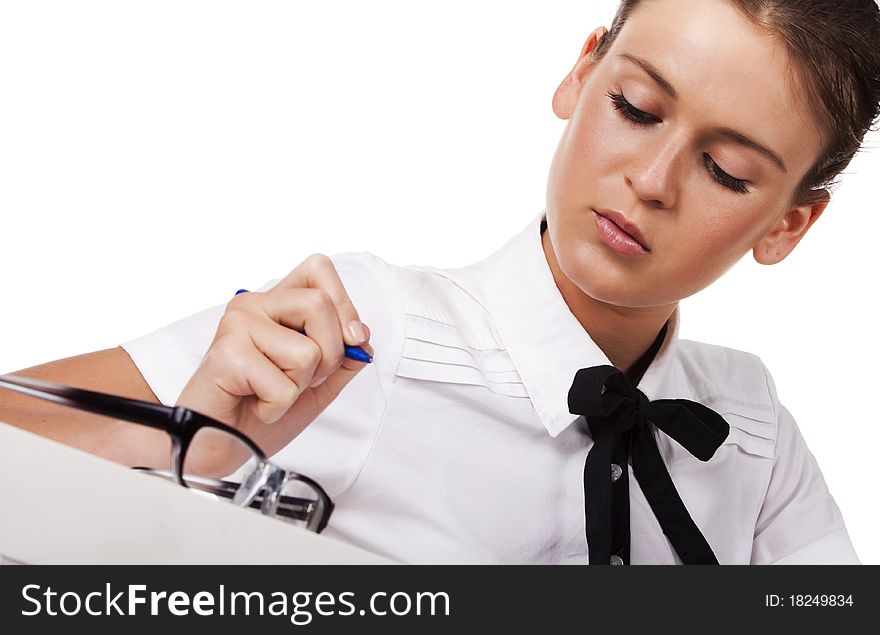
0, 401, 173, 469
0, 347, 174, 469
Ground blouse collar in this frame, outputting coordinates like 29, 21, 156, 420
481, 211, 681, 438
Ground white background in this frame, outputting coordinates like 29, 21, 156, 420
1, 1, 876, 564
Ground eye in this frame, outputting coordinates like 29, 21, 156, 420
607, 91, 660, 126
608, 90, 750, 195
703, 154, 750, 194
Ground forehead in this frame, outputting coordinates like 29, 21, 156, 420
606, 0, 822, 172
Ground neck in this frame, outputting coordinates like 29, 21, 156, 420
541, 227, 676, 381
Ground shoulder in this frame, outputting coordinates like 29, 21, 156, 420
674, 339, 776, 411
326, 250, 494, 342
324, 252, 512, 396
674, 340, 858, 563
333, 256, 526, 398
324, 252, 498, 345
673, 339, 781, 457
327, 250, 399, 287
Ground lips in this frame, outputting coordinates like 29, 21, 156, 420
593, 208, 650, 252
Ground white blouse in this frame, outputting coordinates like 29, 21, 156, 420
121, 212, 860, 565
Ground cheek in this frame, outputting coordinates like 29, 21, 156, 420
668, 202, 772, 290
549, 98, 624, 202
688, 204, 770, 254
573, 107, 625, 178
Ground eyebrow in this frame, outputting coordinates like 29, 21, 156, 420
617, 53, 788, 173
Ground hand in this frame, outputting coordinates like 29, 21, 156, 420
175, 254, 373, 459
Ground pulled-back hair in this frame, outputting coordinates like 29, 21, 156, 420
593, 0, 880, 206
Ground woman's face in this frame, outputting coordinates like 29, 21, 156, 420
545, 0, 827, 309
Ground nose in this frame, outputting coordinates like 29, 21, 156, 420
624, 134, 684, 209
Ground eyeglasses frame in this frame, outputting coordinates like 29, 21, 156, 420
0, 372, 334, 532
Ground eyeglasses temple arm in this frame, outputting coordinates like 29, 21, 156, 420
0, 373, 269, 461
0, 372, 184, 432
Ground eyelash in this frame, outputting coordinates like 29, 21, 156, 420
606, 91, 750, 195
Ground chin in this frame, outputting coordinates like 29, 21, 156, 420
549, 212, 670, 308
558, 246, 644, 306
564, 255, 687, 314
579, 278, 648, 308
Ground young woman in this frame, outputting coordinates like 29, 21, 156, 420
2, 0, 878, 564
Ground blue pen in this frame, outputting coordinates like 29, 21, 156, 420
235, 289, 373, 363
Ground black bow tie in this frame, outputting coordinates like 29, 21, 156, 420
568, 365, 730, 565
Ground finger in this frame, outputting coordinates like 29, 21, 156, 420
241, 288, 346, 382
198, 335, 304, 425
273, 254, 367, 347
247, 316, 324, 393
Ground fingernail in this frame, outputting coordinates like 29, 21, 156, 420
347, 320, 367, 344
309, 376, 326, 388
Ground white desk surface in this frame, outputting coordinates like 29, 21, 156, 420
0, 421, 394, 564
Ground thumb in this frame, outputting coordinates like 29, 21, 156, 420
308, 326, 373, 410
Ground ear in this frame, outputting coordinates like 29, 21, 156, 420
752, 192, 829, 265
552, 27, 609, 120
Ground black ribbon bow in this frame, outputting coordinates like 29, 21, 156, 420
568, 365, 730, 565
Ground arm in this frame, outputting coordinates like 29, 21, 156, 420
0, 346, 174, 468
750, 403, 860, 564
0, 254, 374, 472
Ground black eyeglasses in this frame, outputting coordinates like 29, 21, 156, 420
0, 373, 334, 533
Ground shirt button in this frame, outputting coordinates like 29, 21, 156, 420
610, 555, 625, 565
611, 463, 623, 482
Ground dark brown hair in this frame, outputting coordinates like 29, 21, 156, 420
593, 0, 880, 206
